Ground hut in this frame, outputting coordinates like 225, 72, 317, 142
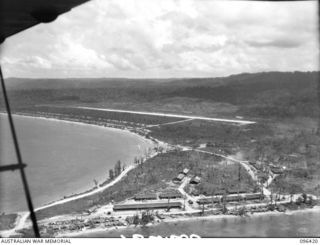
244, 193, 264, 201
173, 173, 185, 183
180, 168, 190, 175
159, 189, 183, 199
134, 193, 157, 201
189, 176, 201, 185
270, 165, 284, 175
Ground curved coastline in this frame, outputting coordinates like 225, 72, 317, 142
3, 112, 154, 145
0, 112, 158, 213
0, 111, 164, 237
1, 112, 319, 238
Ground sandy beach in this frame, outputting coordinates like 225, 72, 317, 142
0, 112, 157, 213
1, 112, 154, 144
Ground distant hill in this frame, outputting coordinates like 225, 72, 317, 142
166, 71, 319, 103
2, 71, 319, 119
5, 71, 318, 91
4, 77, 175, 90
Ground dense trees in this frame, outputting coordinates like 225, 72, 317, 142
109, 169, 114, 180
114, 160, 122, 177
107, 160, 124, 181
195, 163, 257, 196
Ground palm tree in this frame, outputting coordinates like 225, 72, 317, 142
93, 179, 98, 187
238, 163, 241, 182
222, 190, 228, 214
260, 181, 264, 201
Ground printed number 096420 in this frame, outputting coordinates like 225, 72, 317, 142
300, 239, 318, 244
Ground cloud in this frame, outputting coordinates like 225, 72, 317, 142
246, 38, 304, 49
0, 0, 318, 78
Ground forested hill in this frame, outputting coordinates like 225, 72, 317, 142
166, 71, 319, 104
4, 77, 174, 90
2, 71, 319, 119
5, 71, 318, 91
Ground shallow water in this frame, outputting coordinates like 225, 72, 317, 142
0, 114, 153, 213
79, 208, 320, 238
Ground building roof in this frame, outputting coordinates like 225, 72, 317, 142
244, 193, 263, 200
159, 193, 182, 199
190, 176, 201, 184
134, 193, 157, 200
223, 195, 243, 202
181, 168, 189, 175
159, 190, 182, 199
197, 197, 220, 205
174, 173, 185, 181
270, 166, 284, 174
113, 202, 182, 211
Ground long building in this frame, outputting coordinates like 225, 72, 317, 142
159, 190, 183, 199
197, 197, 221, 205
223, 195, 243, 202
134, 193, 157, 201
113, 202, 182, 211
244, 193, 264, 201
197, 193, 264, 205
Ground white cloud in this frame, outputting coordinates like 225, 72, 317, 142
0, 0, 318, 78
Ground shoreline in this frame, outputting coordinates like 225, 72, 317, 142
10, 111, 170, 154
64, 205, 320, 237
0, 112, 163, 234
0, 112, 154, 145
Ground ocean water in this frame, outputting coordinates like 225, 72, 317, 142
0, 114, 153, 213
79, 208, 320, 238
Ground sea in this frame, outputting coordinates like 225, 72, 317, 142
0, 114, 153, 213
77, 208, 320, 238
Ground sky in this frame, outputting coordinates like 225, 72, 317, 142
0, 0, 318, 78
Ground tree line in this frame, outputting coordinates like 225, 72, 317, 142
109, 160, 125, 180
